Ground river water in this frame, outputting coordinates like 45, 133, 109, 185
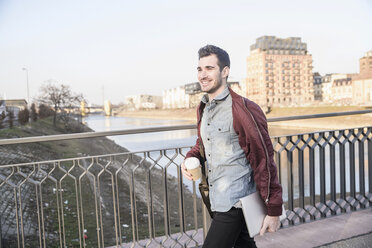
82, 114, 306, 152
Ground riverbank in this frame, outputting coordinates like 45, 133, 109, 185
116, 106, 372, 130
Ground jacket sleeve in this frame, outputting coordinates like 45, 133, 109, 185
245, 100, 283, 216
185, 105, 203, 161
185, 136, 202, 161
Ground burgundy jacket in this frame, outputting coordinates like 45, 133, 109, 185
186, 87, 283, 216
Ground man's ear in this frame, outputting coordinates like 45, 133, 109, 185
222, 66, 230, 79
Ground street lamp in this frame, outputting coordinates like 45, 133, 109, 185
22, 68, 30, 105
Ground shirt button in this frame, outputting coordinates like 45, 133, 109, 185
208, 154, 211, 157
207, 138, 210, 141
209, 169, 211, 172
207, 123, 210, 126
218, 128, 221, 131
210, 184, 213, 187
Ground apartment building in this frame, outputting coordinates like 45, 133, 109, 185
360, 51, 372, 76
321, 73, 349, 104
352, 51, 372, 105
352, 77, 372, 105
163, 86, 189, 109
313, 72, 323, 101
332, 77, 353, 105
245, 36, 314, 109
124, 95, 162, 110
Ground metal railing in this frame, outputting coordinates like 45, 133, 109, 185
273, 127, 372, 225
0, 110, 372, 247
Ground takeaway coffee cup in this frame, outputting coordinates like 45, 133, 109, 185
184, 157, 202, 181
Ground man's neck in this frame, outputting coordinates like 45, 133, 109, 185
208, 85, 227, 102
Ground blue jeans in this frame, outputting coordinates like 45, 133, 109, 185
203, 207, 257, 248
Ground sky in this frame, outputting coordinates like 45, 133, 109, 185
0, 0, 371, 105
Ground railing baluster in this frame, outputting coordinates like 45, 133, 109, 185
358, 133, 365, 207
34, 180, 43, 248
298, 144, 305, 210
368, 129, 372, 197
178, 155, 186, 236
340, 134, 346, 202
13, 188, 20, 248
309, 134, 316, 210
114, 160, 122, 247
330, 132, 336, 204
71, 160, 83, 248
320, 138, 326, 207
108, 157, 119, 247
57, 162, 67, 248
349, 134, 356, 209
286, 137, 294, 212
162, 151, 170, 241
129, 156, 137, 245
145, 153, 154, 243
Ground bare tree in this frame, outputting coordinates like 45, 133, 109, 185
38, 81, 83, 127
6, 108, 14, 128
0, 111, 5, 129
18, 107, 30, 125
30, 103, 37, 122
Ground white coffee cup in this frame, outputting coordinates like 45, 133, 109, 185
184, 157, 202, 180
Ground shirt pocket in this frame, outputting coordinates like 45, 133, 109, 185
214, 121, 230, 133
213, 121, 231, 155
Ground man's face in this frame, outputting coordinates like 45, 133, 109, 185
197, 54, 228, 94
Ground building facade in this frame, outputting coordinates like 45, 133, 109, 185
245, 36, 314, 109
351, 51, 372, 105
352, 77, 372, 105
124, 95, 162, 110
332, 77, 353, 105
163, 86, 189, 109
321, 74, 349, 104
313, 72, 323, 101
360, 51, 372, 76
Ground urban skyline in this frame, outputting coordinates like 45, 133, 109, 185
0, 0, 371, 104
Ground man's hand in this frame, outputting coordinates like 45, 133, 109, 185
181, 161, 193, 180
259, 215, 280, 236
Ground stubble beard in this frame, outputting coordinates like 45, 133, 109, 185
202, 75, 223, 94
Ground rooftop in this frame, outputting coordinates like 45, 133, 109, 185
250, 35, 307, 52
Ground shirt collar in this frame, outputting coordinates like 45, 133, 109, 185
201, 86, 230, 104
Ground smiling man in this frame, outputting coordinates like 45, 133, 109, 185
181, 45, 283, 247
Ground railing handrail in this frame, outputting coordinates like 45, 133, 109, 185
267, 109, 372, 122
0, 109, 371, 146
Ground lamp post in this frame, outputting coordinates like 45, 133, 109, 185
22, 68, 30, 106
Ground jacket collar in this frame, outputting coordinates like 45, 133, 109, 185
201, 86, 230, 104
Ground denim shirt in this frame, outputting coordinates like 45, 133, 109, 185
200, 87, 256, 212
